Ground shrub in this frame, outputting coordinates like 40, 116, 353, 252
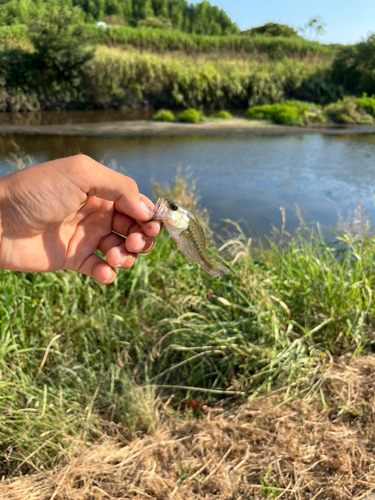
178, 108, 204, 123
153, 109, 175, 121
355, 93, 375, 116
242, 22, 300, 38
245, 102, 306, 126
137, 16, 173, 30
27, 6, 94, 88
325, 97, 372, 124
332, 34, 375, 95
212, 110, 233, 119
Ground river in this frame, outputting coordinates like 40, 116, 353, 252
0, 111, 374, 238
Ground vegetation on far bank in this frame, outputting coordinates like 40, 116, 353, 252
244, 95, 375, 126
0, 0, 238, 36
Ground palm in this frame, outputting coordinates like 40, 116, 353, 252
6, 196, 115, 273
0, 156, 160, 284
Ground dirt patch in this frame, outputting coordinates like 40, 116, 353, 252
3, 355, 375, 500
0, 119, 374, 138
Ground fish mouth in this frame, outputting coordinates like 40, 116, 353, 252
152, 197, 167, 220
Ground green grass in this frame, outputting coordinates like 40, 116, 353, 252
1, 24, 331, 58
0, 45, 336, 112
211, 110, 233, 119
177, 108, 204, 123
0, 24, 337, 58
153, 109, 175, 121
245, 97, 375, 126
356, 93, 375, 116
0, 171, 374, 475
81, 47, 335, 111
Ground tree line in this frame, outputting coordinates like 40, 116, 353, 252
0, 0, 238, 35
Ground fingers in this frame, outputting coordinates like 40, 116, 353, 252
66, 155, 156, 222
106, 246, 137, 269
112, 210, 160, 239
97, 232, 152, 270
97, 232, 138, 269
112, 211, 157, 255
140, 194, 162, 236
78, 254, 116, 285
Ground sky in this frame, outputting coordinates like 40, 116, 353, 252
213, 0, 375, 45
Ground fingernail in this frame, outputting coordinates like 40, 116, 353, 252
114, 255, 127, 268
141, 201, 154, 218
102, 269, 115, 284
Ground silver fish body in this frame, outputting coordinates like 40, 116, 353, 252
153, 197, 229, 277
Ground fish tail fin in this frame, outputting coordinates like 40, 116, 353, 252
202, 260, 230, 277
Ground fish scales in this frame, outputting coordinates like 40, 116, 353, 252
152, 197, 229, 277
181, 218, 211, 267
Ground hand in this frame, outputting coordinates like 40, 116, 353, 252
0, 155, 161, 284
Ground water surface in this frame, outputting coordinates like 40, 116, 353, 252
0, 131, 374, 237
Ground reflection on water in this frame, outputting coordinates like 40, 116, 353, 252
0, 131, 374, 237
0, 109, 155, 126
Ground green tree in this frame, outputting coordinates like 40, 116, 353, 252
152, 0, 169, 19
332, 34, 375, 95
132, 0, 154, 21
28, 4, 93, 86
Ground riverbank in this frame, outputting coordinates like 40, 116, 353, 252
1, 118, 375, 137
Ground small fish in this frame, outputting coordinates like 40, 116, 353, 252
153, 197, 229, 277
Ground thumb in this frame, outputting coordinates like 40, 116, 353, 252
64, 155, 155, 221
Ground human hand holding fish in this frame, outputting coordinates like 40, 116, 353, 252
152, 197, 229, 277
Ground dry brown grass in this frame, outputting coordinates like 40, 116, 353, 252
2, 355, 375, 500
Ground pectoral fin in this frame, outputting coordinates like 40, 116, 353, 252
185, 256, 193, 265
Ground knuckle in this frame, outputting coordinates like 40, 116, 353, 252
124, 176, 139, 193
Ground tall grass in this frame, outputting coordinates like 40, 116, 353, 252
0, 170, 374, 475
82, 47, 336, 109
0, 46, 337, 112
0, 24, 336, 58
84, 25, 336, 58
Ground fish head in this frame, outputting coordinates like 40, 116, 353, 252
153, 197, 190, 229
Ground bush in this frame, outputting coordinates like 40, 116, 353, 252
332, 34, 375, 95
211, 110, 233, 119
355, 93, 375, 116
177, 108, 205, 123
242, 22, 300, 38
325, 97, 373, 124
152, 109, 175, 121
245, 102, 307, 126
245, 100, 331, 126
27, 7, 94, 87
137, 16, 173, 30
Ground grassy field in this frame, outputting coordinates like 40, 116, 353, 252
1, 171, 375, 498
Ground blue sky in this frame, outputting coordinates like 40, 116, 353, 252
213, 0, 375, 44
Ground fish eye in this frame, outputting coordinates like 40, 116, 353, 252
170, 202, 178, 211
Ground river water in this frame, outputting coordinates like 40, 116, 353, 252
0, 112, 374, 237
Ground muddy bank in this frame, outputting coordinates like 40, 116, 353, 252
0, 119, 374, 137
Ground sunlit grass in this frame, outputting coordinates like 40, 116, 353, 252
0, 169, 374, 475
